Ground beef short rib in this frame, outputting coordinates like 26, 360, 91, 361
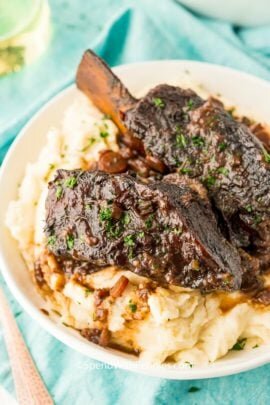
45, 170, 245, 291
76, 51, 270, 268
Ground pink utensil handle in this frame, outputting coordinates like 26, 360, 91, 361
0, 287, 53, 405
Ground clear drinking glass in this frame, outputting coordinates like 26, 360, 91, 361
0, 0, 50, 76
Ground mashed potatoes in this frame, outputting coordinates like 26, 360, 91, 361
6, 90, 270, 367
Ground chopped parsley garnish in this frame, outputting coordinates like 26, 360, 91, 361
124, 234, 136, 247
231, 338, 247, 351
218, 142, 227, 152
180, 167, 192, 175
56, 185, 63, 199
186, 99, 194, 110
184, 361, 193, 368
153, 97, 165, 108
254, 214, 262, 225
145, 214, 154, 229
128, 300, 137, 313
85, 288, 93, 297
81, 137, 95, 152
49, 163, 55, 170
100, 206, 125, 238
263, 149, 270, 163
64, 176, 77, 188
128, 250, 135, 260
217, 167, 229, 176
66, 235, 75, 250
204, 175, 216, 187
85, 203, 92, 210
192, 136, 205, 147
99, 207, 112, 221
122, 212, 130, 225
47, 235, 56, 246
176, 133, 187, 148
245, 204, 253, 213
253, 344, 259, 349
188, 387, 200, 393
138, 231, 145, 238
108, 225, 122, 238
100, 130, 109, 138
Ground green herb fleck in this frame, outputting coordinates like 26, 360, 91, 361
64, 176, 77, 188
253, 344, 259, 349
145, 214, 154, 229
188, 387, 200, 393
47, 235, 56, 246
231, 338, 247, 351
245, 204, 253, 213
103, 114, 112, 120
180, 167, 192, 175
138, 231, 145, 238
254, 214, 262, 225
81, 137, 95, 152
108, 224, 122, 238
217, 167, 229, 176
100, 130, 109, 138
85, 288, 93, 298
184, 361, 193, 368
153, 97, 165, 108
176, 133, 187, 148
122, 212, 130, 225
66, 235, 75, 250
85, 203, 92, 210
128, 300, 137, 313
204, 175, 216, 187
218, 142, 227, 152
99, 207, 112, 222
192, 136, 205, 147
263, 149, 270, 163
124, 234, 136, 247
186, 99, 194, 110
128, 250, 135, 260
56, 186, 63, 199
49, 163, 55, 170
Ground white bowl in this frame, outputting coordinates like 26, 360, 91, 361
178, 0, 270, 26
1, 60, 270, 380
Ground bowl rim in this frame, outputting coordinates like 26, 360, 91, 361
1, 59, 270, 380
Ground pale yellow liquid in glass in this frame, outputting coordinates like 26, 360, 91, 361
0, 0, 50, 75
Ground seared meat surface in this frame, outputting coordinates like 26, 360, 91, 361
76, 50, 270, 269
45, 170, 245, 291
124, 86, 270, 255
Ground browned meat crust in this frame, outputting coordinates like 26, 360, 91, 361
45, 170, 246, 291
76, 50, 270, 271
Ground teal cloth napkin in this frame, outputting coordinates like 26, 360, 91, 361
1, 0, 270, 403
